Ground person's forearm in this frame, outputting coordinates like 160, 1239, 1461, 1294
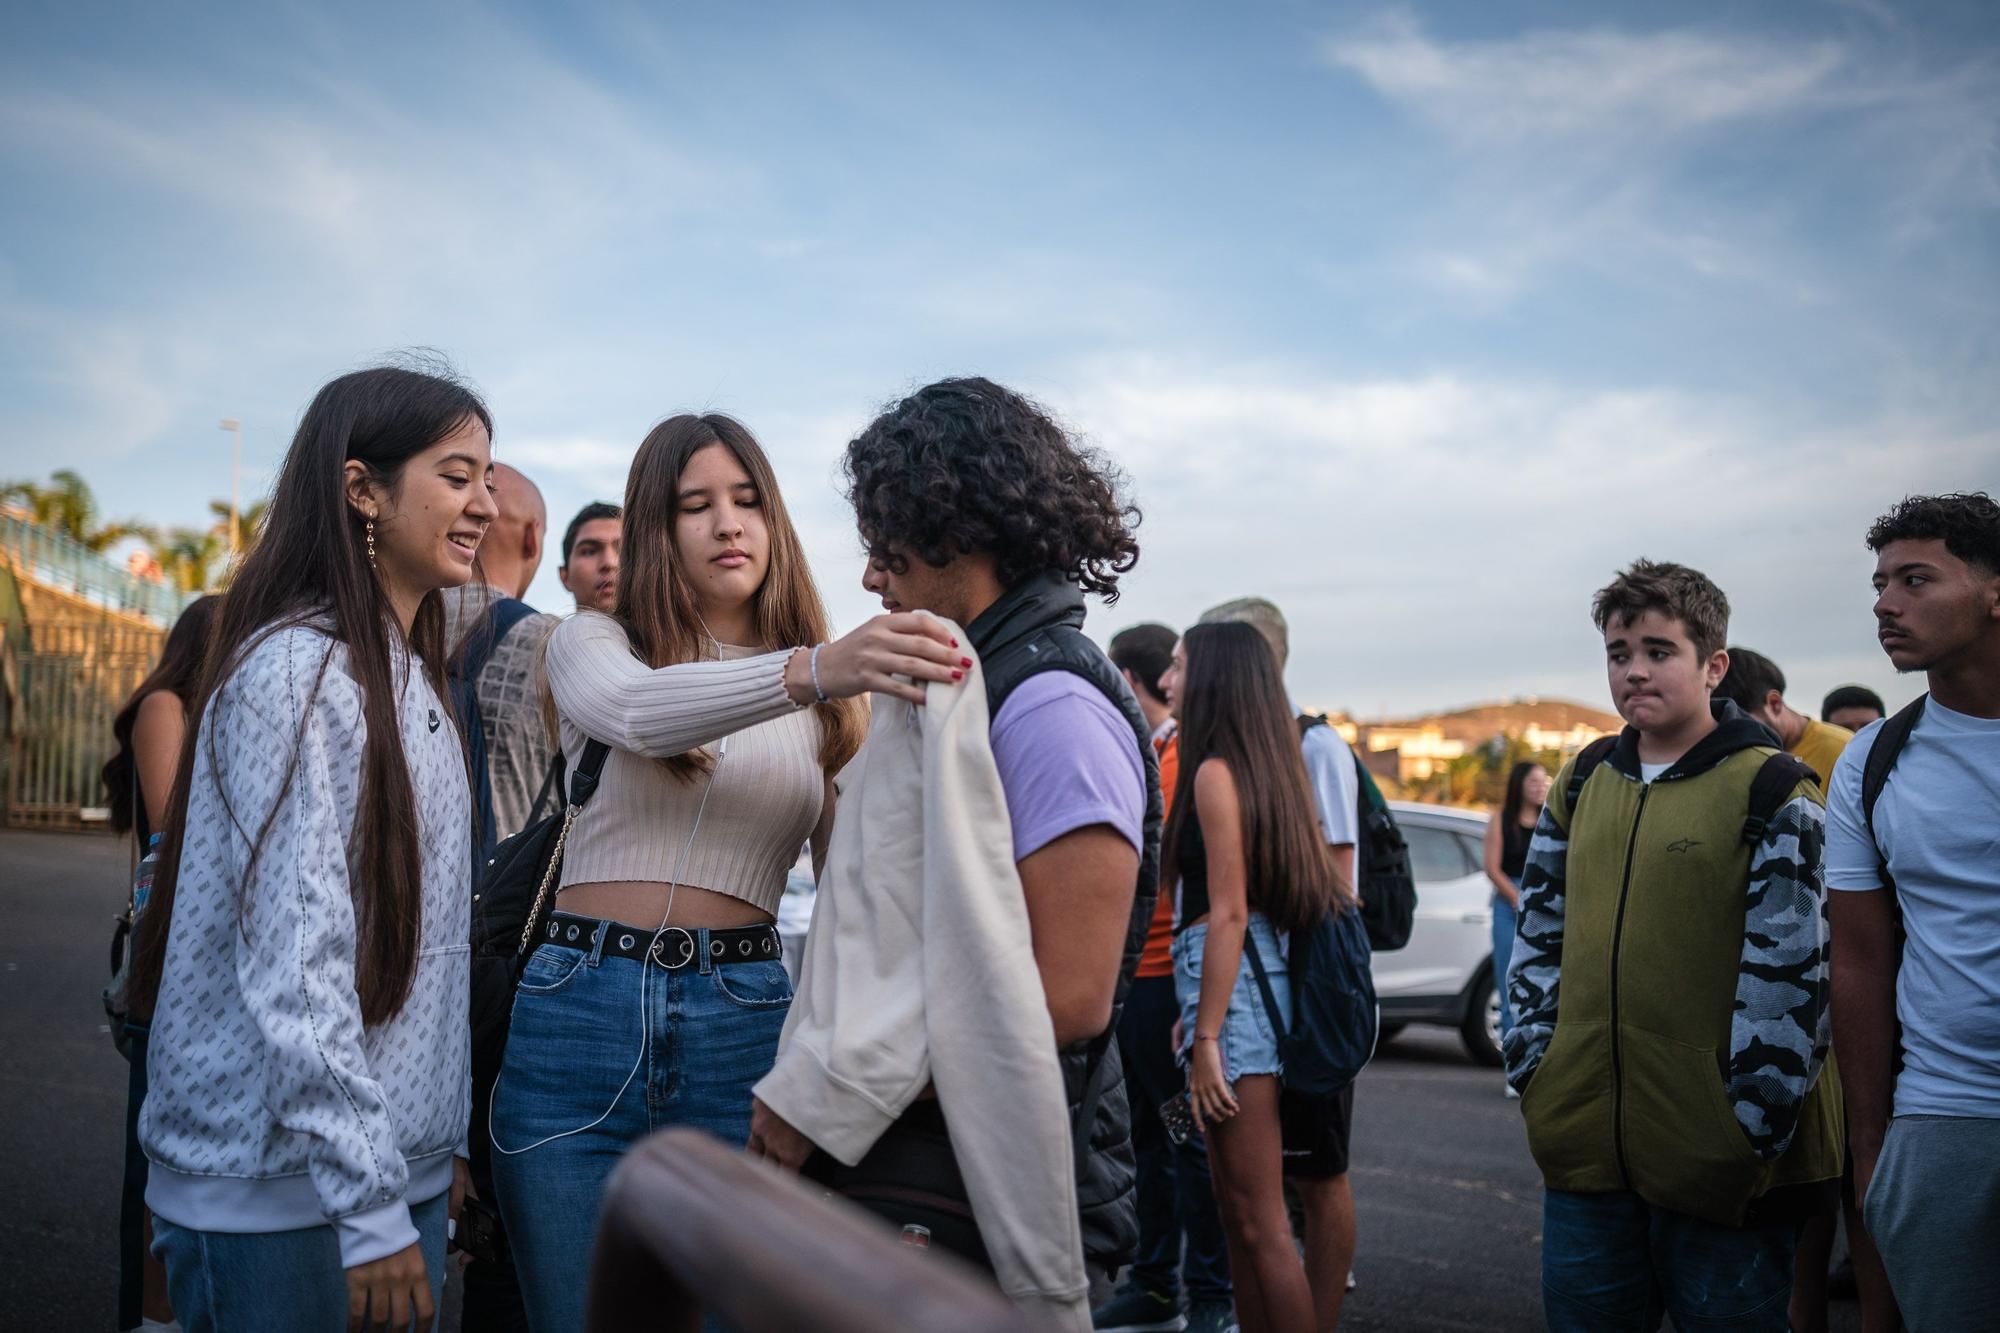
1831, 896, 1900, 1162
1194, 910, 1246, 1043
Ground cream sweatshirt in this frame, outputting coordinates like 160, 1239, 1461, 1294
753, 626, 1090, 1330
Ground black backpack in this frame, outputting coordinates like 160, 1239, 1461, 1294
1244, 904, 1379, 1097
1563, 735, 1815, 847
1299, 714, 1417, 952
1860, 696, 1926, 890
467, 739, 609, 1192
447, 596, 541, 863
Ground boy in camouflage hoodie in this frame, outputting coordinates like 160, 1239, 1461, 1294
1504, 560, 1843, 1332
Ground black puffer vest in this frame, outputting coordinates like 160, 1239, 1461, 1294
967, 571, 1163, 1272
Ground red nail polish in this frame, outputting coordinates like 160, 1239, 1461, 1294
952, 670, 963, 680
959, 657, 972, 668
951, 638, 959, 648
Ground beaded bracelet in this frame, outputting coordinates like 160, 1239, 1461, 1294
809, 643, 831, 704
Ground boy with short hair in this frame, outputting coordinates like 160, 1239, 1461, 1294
1828, 492, 2000, 1329
1505, 559, 1842, 1331
1716, 645, 1853, 786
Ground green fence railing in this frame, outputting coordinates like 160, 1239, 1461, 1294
0, 512, 189, 627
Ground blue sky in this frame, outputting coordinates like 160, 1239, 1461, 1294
3, 0, 1995, 717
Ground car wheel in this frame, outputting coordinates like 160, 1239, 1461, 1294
1460, 967, 1504, 1067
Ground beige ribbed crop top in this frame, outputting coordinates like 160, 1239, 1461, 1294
543, 611, 825, 916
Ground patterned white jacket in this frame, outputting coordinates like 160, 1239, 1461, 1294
141, 623, 471, 1268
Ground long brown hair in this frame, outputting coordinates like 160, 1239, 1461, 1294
616, 413, 862, 781
103, 594, 224, 840
126, 364, 491, 1026
1160, 621, 1352, 932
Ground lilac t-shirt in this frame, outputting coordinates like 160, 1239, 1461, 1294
989, 672, 1147, 860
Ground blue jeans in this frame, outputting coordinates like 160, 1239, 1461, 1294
488, 929, 792, 1333
1540, 1188, 1799, 1331
1119, 973, 1232, 1302
1491, 894, 1518, 1042
151, 1192, 448, 1332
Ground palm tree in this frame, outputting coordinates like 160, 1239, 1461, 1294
0, 470, 149, 552
154, 526, 225, 595
208, 496, 270, 563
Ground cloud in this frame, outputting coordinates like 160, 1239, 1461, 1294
1315, 12, 2000, 315
1322, 13, 1844, 143
1040, 356, 1992, 714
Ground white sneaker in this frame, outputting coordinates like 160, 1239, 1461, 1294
1505, 1083, 1521, 1099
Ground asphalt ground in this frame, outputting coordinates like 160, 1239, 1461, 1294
5, 828, 1865, 1332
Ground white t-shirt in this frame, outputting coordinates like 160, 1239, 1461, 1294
1639, 759, 1672, 783
1293, 699, 1359, 847
1826, 698, 2000, 1119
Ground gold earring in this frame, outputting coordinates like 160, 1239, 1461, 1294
366, 518, 377, 567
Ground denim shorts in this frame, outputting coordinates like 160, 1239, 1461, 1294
1172, 913, 1288, 1084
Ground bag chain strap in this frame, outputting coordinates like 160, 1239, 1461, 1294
518, 803, 580, 956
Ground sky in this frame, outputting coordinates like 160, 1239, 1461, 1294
3, 0, 1995, 719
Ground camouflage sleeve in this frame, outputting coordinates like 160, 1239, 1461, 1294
1503, 805, 1568, 1094
1728, 791, 1830, 1159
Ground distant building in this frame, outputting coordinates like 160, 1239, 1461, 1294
1317, 697, 1622, 787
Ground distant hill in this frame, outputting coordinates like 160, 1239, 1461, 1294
1318, 697, 1624, 790
1366, 698, 1623, 744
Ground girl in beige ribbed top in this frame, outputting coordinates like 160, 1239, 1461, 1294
489, 414, 965, 1333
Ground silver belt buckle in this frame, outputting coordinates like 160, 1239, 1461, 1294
649, 927, 697, 969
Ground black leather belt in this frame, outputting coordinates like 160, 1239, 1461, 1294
539, 912, 782, 970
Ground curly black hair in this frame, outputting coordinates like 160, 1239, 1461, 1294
843, 376, 1141, 600
1866, 492, 2000, 575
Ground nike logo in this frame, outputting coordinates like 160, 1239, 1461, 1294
428, 710, 441, 733
1667, 837, 1701, 853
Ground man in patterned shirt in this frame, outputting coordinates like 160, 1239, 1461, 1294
1503, 560, 1842, 1332
442, 463, 561, 842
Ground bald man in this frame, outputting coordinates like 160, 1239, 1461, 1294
476, 462, 549, 598
441, 461, 562, 844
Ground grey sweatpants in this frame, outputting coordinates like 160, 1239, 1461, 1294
1863, 1114, 2000, 1331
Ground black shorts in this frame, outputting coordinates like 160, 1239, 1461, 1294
1279, 1082, 1354, 1179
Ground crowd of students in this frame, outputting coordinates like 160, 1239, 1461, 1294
96, 357, 1997, 1333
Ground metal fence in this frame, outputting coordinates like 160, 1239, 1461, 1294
0, 511, 189, 627
2, 610, 162, 830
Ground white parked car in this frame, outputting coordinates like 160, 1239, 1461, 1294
1373, 801, 1504, 1065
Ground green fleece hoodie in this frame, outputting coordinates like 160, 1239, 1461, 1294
1503, 702, 1843, 1226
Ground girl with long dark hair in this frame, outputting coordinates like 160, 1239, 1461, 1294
104, 593, 221, 1333
489, 414, 960, 1332
1483, 759, 1549, 1071
128, 364, 496, 1331
1158, 621, 1352, 1333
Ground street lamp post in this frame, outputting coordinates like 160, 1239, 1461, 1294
219, 418, 242, 567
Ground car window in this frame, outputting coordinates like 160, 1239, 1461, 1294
1403, 822, 1477, 883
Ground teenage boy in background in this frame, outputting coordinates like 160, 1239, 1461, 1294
1820, 684, 1886, 734
1095, 623, 1233, 1333
1716, 646, 1853, 785
556, 500, 621, 613
1829, 493, 2000, 1330
1505, 559, 1842, 1332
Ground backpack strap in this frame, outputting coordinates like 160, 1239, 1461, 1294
1241, 929, 1289, 1039
568, 738, 611, 807
1862, 696, 1926, 888
1741, 752, 1817, 846
1563, 735, 1620, 817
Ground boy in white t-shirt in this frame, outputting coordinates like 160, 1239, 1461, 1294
1827, 492, 2000, 1330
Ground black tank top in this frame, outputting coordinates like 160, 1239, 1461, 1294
1174, 798, 1211, 932
1501, 814, 1537, 882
